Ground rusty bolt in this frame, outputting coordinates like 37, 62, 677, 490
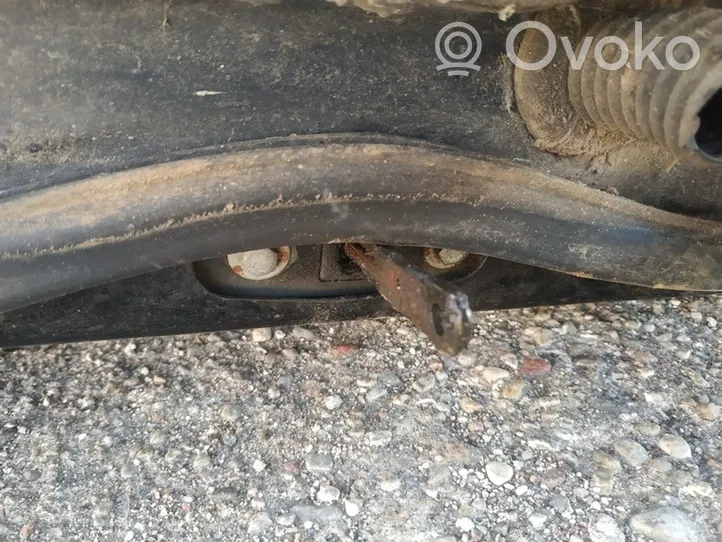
227, 247, 292, 280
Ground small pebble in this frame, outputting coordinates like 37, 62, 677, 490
456, 353, 478, 368
120, 464, 138, 479
455, 517, 474, 532
365, 386, 388, 403
459, 397, 483, 413
629, 507, 703, 542
528, 512, 548, 530
591, 470, 615, 495
413, 373, 437, 393
635, 422, 661, 437
325, 395, 343, 410
483, 367, 511, 383
613, 438, 649, 468
267, 387, 281, 400
221, 405, 243, 422
658, 434, 692, 460
366, 430, 393, 447
501, 379, 530, 401
344, 500, 361, 517
277, 514, 296, 526
588, 514, 625, 542
380, 479, 401, 492
679, 481, 714, 499
317, 485, 341, 502
251, 328, 273, 342
247, 512, 273, 533
696, 402, 719, 421
549, 494, 570, 513
485, 461, 514, 486
291, 326, 316, 340
593, 451, 622, 473
305, 453, 334, 474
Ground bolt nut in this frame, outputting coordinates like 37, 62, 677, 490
423, 247, 469, 269
227, 247, 292, 280
438, 249, 468, 266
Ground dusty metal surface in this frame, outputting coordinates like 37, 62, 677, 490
3, 0, 721, 220
0, 259, 678, 347
1, 135, 722, 314
246, 0, 714, 18
345, 243, 474, 354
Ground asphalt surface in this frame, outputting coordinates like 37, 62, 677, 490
0, 296, 720, 541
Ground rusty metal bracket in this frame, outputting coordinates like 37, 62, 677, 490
344, 243, 474, 355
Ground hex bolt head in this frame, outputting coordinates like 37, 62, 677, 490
227, 247, 292, 280
438, 249, 468, 267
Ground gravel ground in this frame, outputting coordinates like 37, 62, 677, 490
0, 296, 721, 542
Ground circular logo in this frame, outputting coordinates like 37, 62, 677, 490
435, 22, 483, 76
